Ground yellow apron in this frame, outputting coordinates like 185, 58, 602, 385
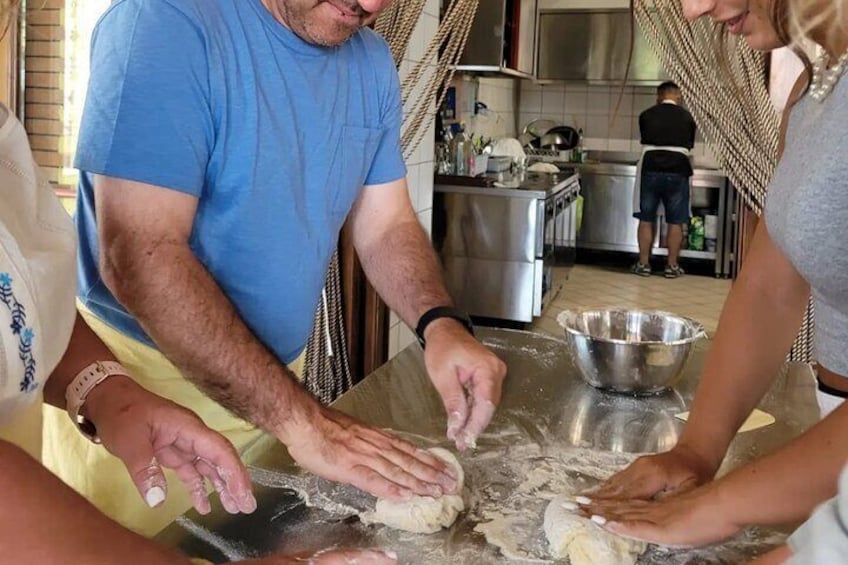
43, 305, 305, 537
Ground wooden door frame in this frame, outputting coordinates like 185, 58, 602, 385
339, 223, 389, 383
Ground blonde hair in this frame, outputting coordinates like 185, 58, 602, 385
787, 0, 848, 54
0, 0, 19, 36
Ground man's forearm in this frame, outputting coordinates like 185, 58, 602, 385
0, 441, 188, 565
102, 241, 316, 440
356, 217, 453, 327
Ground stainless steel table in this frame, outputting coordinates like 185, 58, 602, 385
157, 328, 819, 563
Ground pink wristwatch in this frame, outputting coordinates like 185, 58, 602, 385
65, 361, 130, 443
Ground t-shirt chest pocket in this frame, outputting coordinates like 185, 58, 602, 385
329, 125, 382, 220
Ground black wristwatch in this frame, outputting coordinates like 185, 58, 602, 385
415, 306, 474, 348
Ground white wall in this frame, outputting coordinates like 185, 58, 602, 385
454, 76, 519, 139
387, 0, 440, 359
518, 81, 716, 162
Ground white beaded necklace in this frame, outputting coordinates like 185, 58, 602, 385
810, 47, 848, 102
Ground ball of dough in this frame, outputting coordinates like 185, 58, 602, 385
361, 447, 465, 534
544, 495, 647, 565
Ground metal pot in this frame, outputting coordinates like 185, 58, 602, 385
557, 309, 707, 395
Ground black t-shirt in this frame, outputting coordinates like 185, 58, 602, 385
639, 103, 697, 177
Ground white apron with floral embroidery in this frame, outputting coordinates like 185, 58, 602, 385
0, 106, 77, 461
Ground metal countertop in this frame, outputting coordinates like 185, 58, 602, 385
435, 170, 580, 199
158, 328, 818, 564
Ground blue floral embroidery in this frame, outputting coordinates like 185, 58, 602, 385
0, 272, 37, 392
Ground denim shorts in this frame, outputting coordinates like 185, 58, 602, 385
635, 171, 691, 224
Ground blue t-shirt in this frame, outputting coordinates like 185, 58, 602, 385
75, 0, 406, 363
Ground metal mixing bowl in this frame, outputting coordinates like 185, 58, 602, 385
557, 309, 706, 395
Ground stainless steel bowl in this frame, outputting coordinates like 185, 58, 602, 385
557, 309, 707, 395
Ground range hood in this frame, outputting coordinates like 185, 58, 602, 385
536, 10, 669, 84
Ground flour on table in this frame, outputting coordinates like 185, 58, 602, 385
544, 495, 647, 565
360, 447, 465, 534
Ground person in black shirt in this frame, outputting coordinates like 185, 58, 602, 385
632, 81, 697, 279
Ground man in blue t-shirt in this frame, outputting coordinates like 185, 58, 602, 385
51, 0, 507, 532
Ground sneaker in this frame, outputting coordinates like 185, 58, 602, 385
664, 264, 685, 279
631, 262, 652, 277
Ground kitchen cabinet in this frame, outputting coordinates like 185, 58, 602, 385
456, 0, 538, 79
575, 161, 734, 277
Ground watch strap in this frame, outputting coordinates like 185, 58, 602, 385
65, 361, 130, 443
415, 306, 474, 348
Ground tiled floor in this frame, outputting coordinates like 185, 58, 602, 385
530, 265, 732, 338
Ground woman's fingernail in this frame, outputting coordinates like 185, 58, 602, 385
561, 501, 579, 511
591, 515, 608, 526
575, 495, 592, 505
145, 486, 166, 508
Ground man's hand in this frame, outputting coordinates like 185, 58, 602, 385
423, 319, 507, 451
590, 444, 717, 502
284, 405, 459, 500
83, 376, 257, 515
241, 548, 397, 565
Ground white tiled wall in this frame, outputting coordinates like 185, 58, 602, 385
518, 81, 716, 161
455, 77, 519, 139
388, 0, 440, 360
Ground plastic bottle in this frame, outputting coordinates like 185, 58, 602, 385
453, 124, 473, 176
688, 216, 705, 251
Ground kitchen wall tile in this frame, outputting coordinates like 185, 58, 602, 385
388, 322, 400, 359
421, 14, 439, 63
587, 87, 611, 116
564, 87, 588, 117
629, 139, 643, 152
407, 16, 426, 63
424, 0, 439, 17
406, 163, 420, 208
584, 137, 608, 150
519, 112, 540, 134
418, 208, 433, 237
397, 323, 418, 352
585, 114, 610, 139
608, 139, 631, 152
608, 114, 632, 139
418, 163, 434, 212
609, 89, 634, 117
634, 92, 656, 115
521, 89, 542, 114
522, 79, 542, 92
631, 116, 641, 140
541, 86, 565, 116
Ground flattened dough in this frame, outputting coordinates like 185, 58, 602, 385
361, 447, 464, 534
544, 495, 647, 565
675, 408, 775, 433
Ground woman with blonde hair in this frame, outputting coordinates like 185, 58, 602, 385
577, 0, 848, 562
0, 1, 393, 562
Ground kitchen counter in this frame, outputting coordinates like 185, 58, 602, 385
435, 169, 580, 199
157, 328, 818, 563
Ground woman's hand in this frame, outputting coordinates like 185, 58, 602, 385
83, 375, 257, 515
590, 444, 717, 502
581, 483, 742, 548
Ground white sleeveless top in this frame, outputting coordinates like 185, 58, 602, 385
0, 106, 77, 460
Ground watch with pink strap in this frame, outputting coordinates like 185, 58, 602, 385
65, 360, 130, 443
